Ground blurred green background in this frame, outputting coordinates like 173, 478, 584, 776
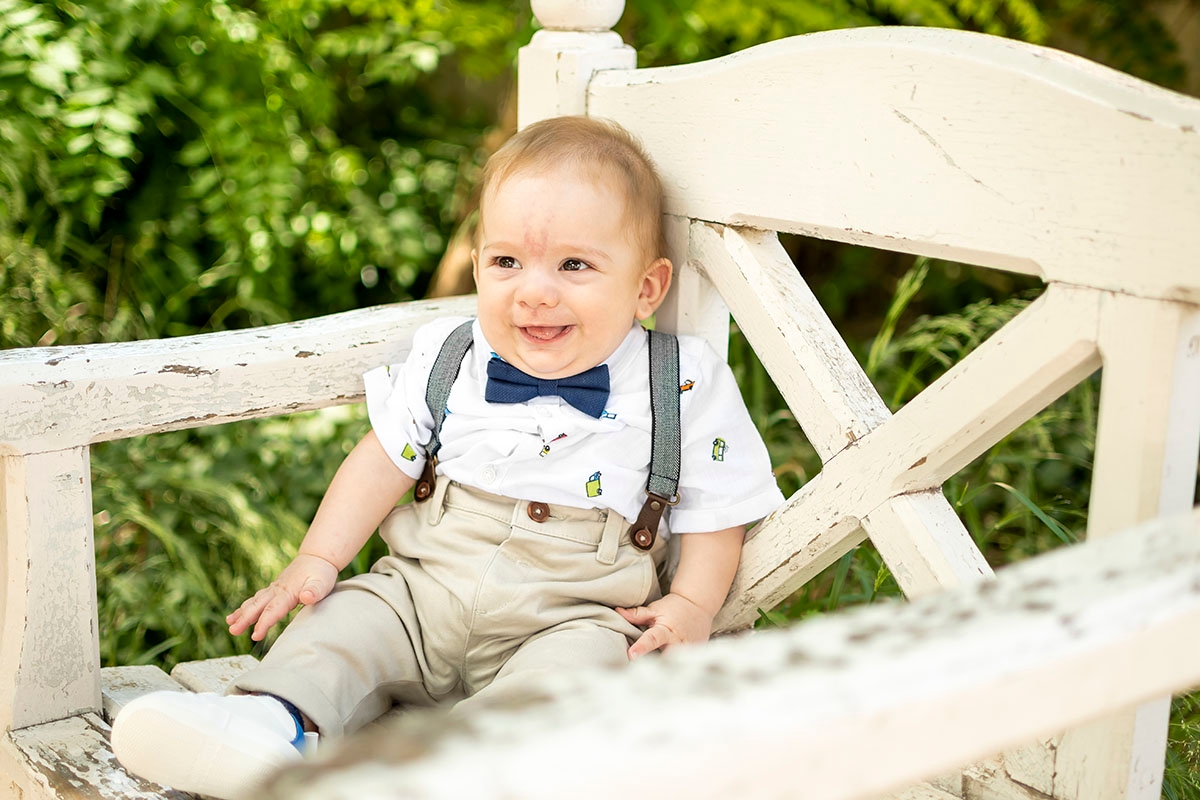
3, 0, 1199, 794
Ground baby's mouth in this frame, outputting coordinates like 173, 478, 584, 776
521, 325, 570, 342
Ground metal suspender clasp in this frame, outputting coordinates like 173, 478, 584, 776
414, 455, 438, 502
631, 489, 680, 551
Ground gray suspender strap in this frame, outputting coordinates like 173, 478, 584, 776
414, 319, 475, 501
414, 321, 683, 551
630, 328, 681, 551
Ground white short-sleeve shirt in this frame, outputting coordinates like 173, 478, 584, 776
364, 317, 784, 534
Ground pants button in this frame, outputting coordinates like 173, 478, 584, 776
527, 501, 550, 522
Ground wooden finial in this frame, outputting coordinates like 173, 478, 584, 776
531, 0, 625, 32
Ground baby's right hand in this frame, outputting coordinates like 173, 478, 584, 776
226, 553, 339, 641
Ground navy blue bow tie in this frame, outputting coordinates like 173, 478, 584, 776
485, 357, 610, 418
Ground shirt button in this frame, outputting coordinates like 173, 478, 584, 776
479, 465, 498, 485
527, 502, 550, 523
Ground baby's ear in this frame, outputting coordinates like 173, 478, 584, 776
636, 257, 673, 320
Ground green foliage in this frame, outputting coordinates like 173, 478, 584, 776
0, 0, 518, 342
1165, 692, 1200, 800
92, 405, 370, 670
619, 0, 1048, 66
1039, 0, 1197, 90
2, 0, 1196, 793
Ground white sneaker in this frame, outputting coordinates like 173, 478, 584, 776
111, 691, 305, 799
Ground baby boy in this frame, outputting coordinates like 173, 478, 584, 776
112, 115, 784, 799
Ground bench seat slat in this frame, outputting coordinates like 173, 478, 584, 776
99, 666, 183, 723
169, 655, 261, 694
2, 713, 193, 800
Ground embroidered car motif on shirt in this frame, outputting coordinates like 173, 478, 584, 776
586, 471, 603, 497
401, 443, 418, 461
712, 438, 728, 462
540, 432, 568, 458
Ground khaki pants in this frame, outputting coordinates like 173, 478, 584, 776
232, 479, 665, 737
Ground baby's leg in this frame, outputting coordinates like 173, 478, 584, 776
454, 622, 632, 715
112, 561, 442, 798
232, 563, 445, 736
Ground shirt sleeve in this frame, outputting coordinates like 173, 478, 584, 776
363, 317, 470, 480
668, 337, 785, 533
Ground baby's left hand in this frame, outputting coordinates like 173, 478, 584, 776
617, 592, 715, 660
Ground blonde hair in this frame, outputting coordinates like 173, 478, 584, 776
478, 116, 668, 262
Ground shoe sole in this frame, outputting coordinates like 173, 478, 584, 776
111, 693, 302, 800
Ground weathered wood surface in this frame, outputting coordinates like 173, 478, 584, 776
882, 788, 963, 800
0, 656, 266, 800
99, 655, 260, 722
0, 295, 475, 456
99, 666, 183, 723
1, 449, 100, 732
1, 714, 192, 800
169, 655, 261, 695
1048, 295, 1200, 798
260, 510, 1200, 800
691, 223, 991, 601
589, 26, 1200, 303
715, 283, 1100, 631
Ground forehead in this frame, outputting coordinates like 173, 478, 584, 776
483, 161, 628, 207
480, 163, 652, 253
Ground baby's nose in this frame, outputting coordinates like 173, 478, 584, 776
515, 269, 560, 306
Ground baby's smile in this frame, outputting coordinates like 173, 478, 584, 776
520, 325, 572, 343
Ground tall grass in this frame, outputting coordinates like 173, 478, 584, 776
91, 405, 370, 668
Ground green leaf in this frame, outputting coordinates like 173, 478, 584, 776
27, 61, 66, 94
45, 40, 82, 73
67, 86, 114, 106
101, 107, 140, 133
65, 132, 93, 153
992, 481, 1077, 544
62, 106, 102, 127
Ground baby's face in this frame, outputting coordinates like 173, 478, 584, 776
472, 165, 669, 379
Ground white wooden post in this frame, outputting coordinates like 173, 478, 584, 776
1053, 294, 1200, 800
0, 449, 101, 732
517, 0, 635, 128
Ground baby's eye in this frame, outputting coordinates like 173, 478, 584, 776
560, 258, 591, 272
493, 255, 519, 269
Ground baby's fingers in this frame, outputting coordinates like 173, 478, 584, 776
627, 624, 670, 660
251, 591, 300, 641
616, 605, 655, 627
226, 589, 272, 636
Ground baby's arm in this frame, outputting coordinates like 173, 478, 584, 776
227, 430, 415, 641
617, 525, 744, 659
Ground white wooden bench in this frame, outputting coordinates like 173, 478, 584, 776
3, 1, 1199, 798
